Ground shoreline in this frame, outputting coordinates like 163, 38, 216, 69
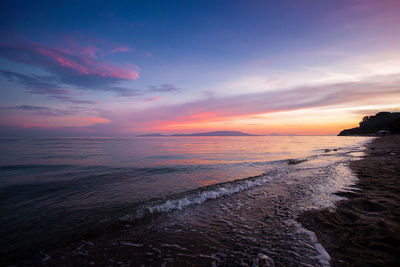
1, 136, 379, 266
299, 135, 400, 266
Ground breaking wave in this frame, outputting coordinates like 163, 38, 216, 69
120, 168, 288, 221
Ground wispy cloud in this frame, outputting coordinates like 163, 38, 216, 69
148, 83, 181, 93
144, 51, 153, 57
109, 86, 142, 97
122, 74, 400, 129
46, 73, 398, 136
0, 40, 139, 89
1, 105, 49, 111
111, 46, 132, 53
0, 105, 82, 116
0, 70, 70, 95
47, 95, 98, 105
250, 58, 270, 67
145, 96, 163, 102
3, 71, 399, 136
0, 70, 98, 104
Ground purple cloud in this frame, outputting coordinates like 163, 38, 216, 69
0, 40, 139, 90
111, 46, 132, 53
148, 83, 181, 93
0, 70, 70, 95
107, 74, 400, 129
0, 105, 81, 116
3, 73, 399, 137
0, 70, 99, 104
1, 105, 49, 111
47, 95, 98, 105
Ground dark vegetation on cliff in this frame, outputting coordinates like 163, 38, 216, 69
338, 112, 400, 136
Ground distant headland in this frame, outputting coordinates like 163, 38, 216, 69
137, 131, 260, 137
338, 112, 400, 136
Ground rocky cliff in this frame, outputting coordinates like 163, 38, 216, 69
338, 112, 400, 136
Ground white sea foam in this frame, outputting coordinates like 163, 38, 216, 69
286, 220, 331, 267
147, 172, 285, 214
120, 170, 287, 221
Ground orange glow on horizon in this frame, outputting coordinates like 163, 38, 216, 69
139, 112, 360, 136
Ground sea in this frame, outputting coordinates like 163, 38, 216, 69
0, 136, 373, 266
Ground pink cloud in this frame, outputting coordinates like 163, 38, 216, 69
80, 46, 99, 58
106, 74, 400, 132
111, 46, 132, 53
35, 45, 138, 79
0, 40, 139, 83
59, 37, 102, 58
6, 73, 396, 137
145, 96, 163, 102
250, 58, 270, 67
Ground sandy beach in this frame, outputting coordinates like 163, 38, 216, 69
299, 135, 400, 266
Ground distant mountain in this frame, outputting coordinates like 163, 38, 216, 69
338, 112, 400, 136
137, 131, 259, 137
136, 133, 163, 137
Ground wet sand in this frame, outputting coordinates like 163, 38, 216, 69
299, 135, 400, 266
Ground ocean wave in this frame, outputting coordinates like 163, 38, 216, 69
287, 155, 318, 165
120, 168, 288, 221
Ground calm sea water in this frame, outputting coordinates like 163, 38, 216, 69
0, 136, 372, 265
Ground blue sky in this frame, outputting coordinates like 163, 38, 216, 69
1, 0, 400, 136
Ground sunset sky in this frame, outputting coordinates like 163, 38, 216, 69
1, 0, 400, 136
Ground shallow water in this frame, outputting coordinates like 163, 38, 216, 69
0, 136, 372, 265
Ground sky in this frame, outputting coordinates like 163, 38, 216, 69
0, 0, 400, 136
